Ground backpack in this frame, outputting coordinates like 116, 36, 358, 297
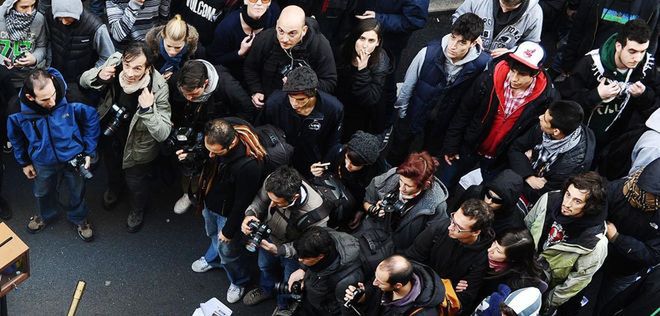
253, 124, 294, 174
353, 215, 396, 273
309, 174, 356, 229
408, 279, 461, 316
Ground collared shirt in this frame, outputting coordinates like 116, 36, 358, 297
502, 75, 537, 118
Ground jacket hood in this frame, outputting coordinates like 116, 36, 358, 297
599, 34, 619, 74
191, 59, 219, 103
645, 108, 660, 132
441, 34, 483, 66
485, 169, 523, 209
19, 68, 68, 115
52, 0, 82, 20
0, 0, 19, 15
412, 262, 445, 307
470, 224, 496, 250
314, 230, 360, 277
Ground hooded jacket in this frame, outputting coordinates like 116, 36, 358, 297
365, 262, 445, 316
452, 0, 543, 51
396, 37, 491, 135
79, 52, 173, 169
0, 0, 48, 87
7, 68, 100, 167
459, 169, 526, 237
405, 218, 495, 312
243, 17, 337, 97
302, 230, 364, 316
604, 178, 660, 277
442, 60, 559, 162
524, 191, 608, 307
630, 108, 660, 173
363, 168, 449, 251
557, 35, 659, 140
509, 124, 596, 197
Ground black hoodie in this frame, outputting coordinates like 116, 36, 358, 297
405, 219, 495, 313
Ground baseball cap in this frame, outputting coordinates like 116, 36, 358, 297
508, 41, 545, 70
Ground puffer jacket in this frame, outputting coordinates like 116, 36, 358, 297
525, 191, 609, 307
363, 167, 449, 251
79, 52, 172, 169
303, 229, 364, 316
8, 68, 100, 166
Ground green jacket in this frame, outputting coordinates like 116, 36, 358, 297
79, 52, 172, 169
525, 191, 609, 307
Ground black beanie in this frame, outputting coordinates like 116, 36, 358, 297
346, 131, 381, 166
282, 66, 318, 93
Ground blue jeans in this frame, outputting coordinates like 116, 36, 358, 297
33, 163, 89, 225
202, 208, 250, 286
258, 245, 301, 308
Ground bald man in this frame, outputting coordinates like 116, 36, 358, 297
344, 255, 445, 315
243, 5, 336, 108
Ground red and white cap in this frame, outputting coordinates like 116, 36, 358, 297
508, 41, 545, 70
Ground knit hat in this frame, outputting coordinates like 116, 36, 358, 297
282, 66, 318, 93
346, 131, 381, 166
52, 0, 83, 20
508, 41, 545, 70
638, 158, 660, 195
503, 287, 542, 316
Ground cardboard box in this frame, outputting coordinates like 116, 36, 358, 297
0, 222, 30, 297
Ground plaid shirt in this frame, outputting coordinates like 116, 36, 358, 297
502, 75, 537, 117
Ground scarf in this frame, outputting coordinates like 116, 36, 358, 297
531, 126, 583, 177
6, 8, 37, 42
489, 259, 509, 272
241, 5, 266, 30
159, 39, 188, 75
623, 169, 660, 212
119, 71, 151, 94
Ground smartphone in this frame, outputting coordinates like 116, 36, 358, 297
163, 65, 174, 73
318, 162, 331, 170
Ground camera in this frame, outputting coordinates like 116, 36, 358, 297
274, 280, 303, 296
103, 104, 132, 137
379, 192, 406, 216
280, 59, 311, 78
165, 127, 203, 153
68, 154, 93, 179
245, 220, 272, 252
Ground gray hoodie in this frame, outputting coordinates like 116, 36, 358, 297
452, 0, 543, 51
191, 59, 220, 103
630, 108, 660, 174
395, 34, 483, 117
0, 0, 48, 86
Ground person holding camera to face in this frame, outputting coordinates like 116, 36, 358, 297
360, 151, 448, 252
240, 166, 330, 313
8, 68, 100, 241
79, 42, 172, 233
184, 118, 266, 304
282, 226, 363, 316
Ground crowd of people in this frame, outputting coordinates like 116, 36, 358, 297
0, 0, 658, 315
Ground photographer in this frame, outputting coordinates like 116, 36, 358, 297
79, 42, 172, 233
343, 255, 445, 315
240, 166, 330, 311
7, 67, 99, 241
361, 151, 448, 251
168, 59, 254, 214
285, 226, 363, 316
184, 118, 265, 304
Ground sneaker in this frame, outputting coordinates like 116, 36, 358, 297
76, 220, 94, 242
126, 210, 143, 233
191, 257, 214, 273
243, 287, 273, 306
102, 189, 119, 210
272, 306, 294, 316
27, 215, 47, 233
173, 193, 192, 214
226, 284, 245, 303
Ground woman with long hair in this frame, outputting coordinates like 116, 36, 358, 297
335, 18, 393, 141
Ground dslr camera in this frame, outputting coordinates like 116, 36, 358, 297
68, 154, 93, 179
165, 127, 204, 154
245, 220, 272, 253
274, 280, 303, 300
102, 104, 132, 137
369, 192, 406, 216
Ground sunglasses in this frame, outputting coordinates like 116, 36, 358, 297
485, 191, 504, 204
247, 0, 271, 3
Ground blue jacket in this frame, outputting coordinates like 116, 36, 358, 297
360, 0, 429, 34
7, 68, 100, 167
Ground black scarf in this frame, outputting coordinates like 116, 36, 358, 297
241, 5, 266, 30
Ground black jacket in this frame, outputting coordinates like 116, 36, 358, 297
243, 17, 337, 97
458, 169, 526, 238
442, 60, 559, 163
262, 89, 343, 177
508, 124, 596, 199
604, 179, 660, 277
404, 218, 495, 313
302, 230, 364, 316
291, 0, 360, 47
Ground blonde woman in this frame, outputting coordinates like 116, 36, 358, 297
145, 14, 200, 81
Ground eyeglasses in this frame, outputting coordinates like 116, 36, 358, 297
485, 191, 504, 204
247, 0, 271, 4
449, 212, 472, 234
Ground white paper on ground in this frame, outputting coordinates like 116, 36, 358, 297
196, 297, 232, 316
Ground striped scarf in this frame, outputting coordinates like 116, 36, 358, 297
6, 8, 37, 42
233, 125, 266, 161
623, 169, 660, 212
531, 126, 583, 176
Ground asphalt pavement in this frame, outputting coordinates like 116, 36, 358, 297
1, 10, 453, 316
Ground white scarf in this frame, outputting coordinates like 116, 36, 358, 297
119, 71, 151, 94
